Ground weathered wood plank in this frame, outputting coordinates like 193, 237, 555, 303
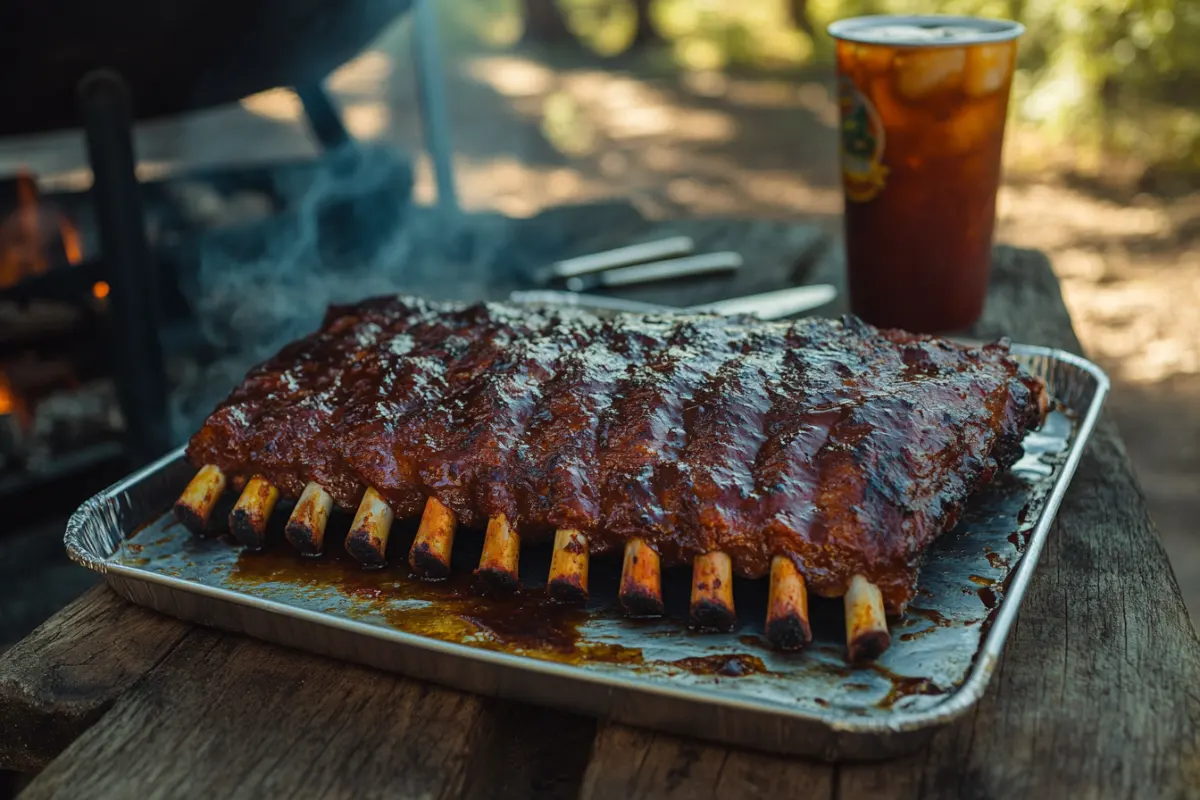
0, 586, 191, 772
460, 699, 597, 800
580, 724, 834, 799
17, 629, 599, 800
20, 630, 486, 799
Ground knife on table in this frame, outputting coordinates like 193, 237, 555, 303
535, 236, 695, 284
509, 283, 838, 320
564, 252, 743, 292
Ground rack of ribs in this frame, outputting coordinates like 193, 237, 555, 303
175, 295, 1047, 661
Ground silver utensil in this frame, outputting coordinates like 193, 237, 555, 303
564, 252, 743, 292
508, 283, 838, 320
536, 236, 695, 284
689, 284, 838, 318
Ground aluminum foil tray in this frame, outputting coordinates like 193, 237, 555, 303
65, 345, 1108, 760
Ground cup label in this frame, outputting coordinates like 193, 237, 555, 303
838, 76, 889, 202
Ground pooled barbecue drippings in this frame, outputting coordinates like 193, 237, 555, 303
186, 295, 1045, 613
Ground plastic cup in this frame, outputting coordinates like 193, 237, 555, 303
828, 15, 1024, 332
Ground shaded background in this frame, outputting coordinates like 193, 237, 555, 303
0, 0, 1196, 632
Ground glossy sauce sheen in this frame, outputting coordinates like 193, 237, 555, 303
187, 296, 1044, 613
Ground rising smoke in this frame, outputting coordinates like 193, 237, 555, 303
167, 142, 517, 441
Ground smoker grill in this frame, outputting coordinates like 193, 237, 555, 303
0, 0, 458, 477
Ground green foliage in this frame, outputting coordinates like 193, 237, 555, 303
442, 0, 1200, 174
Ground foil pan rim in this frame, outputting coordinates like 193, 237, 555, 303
63, 343, 1111, 744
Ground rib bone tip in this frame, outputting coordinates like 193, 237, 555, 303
619, 587, 665, 618
845, 574, 890, 662
689, 551, 736, 632
229, 509, 267, 550
689, 600, 737, 633
174, 464, 228, 535
345, 534, 388, 568
547, 529, 589, 604
765, 555, 812, 650
285, 482, 333, 555
619, 538, 663, 618
475, 514, 520, 594
474, 568, 521, 595
847, 630, 892, 663
410, 541, 452, 580
409, 496, 457, 579
284, 523, 323, 556
547, 576, 588, 605
345, 487, 394, 568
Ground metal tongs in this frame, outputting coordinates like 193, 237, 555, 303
519, 236, 836, 320
533, 236, 742, 291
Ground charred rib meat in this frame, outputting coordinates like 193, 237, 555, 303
186, 296, 1045, 613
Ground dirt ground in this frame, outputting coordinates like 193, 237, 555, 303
2, 26, 1196, 619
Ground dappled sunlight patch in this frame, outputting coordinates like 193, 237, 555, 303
996, 183, 1171, 252
240, 88, 304, 123
675, 38, 726, 71
722, 79, 800, 110
559, 71, 665, 109
996, 183, 1199, 387
797, 83, 839, 128
417, 155, 615, 217
342, 103, 390, 141
612, 107, 736, 143
680, 70, 728, 98
740, 173, 843, 215
541, 92, 598, 155
1061, 272, 1200, 384
327, 50, 394, 97
464, 55, 557, 98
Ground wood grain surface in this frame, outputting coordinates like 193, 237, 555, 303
0, 586, 189, 773
4, 229, 1198, 799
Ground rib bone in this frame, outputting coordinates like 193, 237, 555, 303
174, 465, 227, 535
229, 477, 279, 549
845, 574, 891, 662
765, 555, 811, 650
619, 538, 663, 617
547, 529, 589, 603
689, 551, 736, 632
345, 487, 394, 567
409, 496, 457, 578
285, 482, 334, 555
476, 514, 520, 593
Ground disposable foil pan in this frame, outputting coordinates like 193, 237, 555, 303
65, 345, 1108, 760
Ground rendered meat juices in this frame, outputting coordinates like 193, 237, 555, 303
829, 16, 1024, 332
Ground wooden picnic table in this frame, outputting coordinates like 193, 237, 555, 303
0, 213, 1197, 799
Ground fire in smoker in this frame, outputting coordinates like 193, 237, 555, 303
0, 171, 124, 475
0, 171, 83, 287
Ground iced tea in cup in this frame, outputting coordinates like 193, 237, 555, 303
829, 16, 1024, 332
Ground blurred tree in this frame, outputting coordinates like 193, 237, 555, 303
629, 0, 664, 47
521, 0, 575, 43
788, 0, 815, 38
472, 0, 1200, 176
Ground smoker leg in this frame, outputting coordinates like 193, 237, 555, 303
77, 70, 171, 466
412, 0, 460, 221
296, 84, 350, 151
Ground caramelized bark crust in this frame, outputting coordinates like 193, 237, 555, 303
187, 296, 1044, 613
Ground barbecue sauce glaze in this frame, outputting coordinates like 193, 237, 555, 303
188, 296, 1044, 614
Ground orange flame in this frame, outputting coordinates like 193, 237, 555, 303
0, 169, 84, 287
0, 372, 12, 417
92, 281, 110, 299
61, 218, 83, 265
